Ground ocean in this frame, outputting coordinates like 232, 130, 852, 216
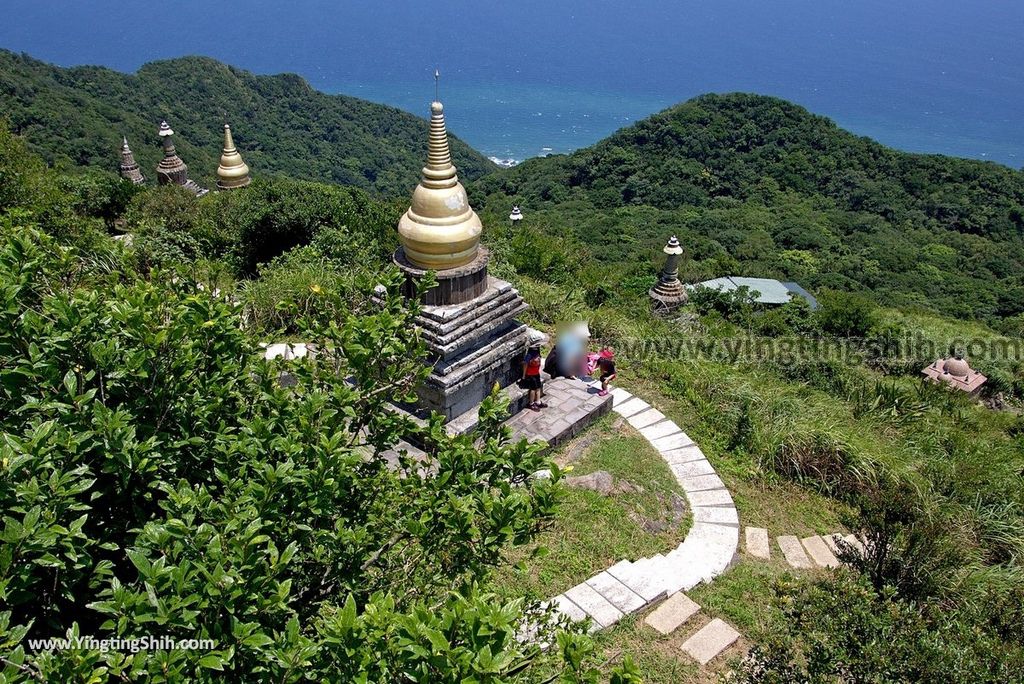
1, 0, 1021, 167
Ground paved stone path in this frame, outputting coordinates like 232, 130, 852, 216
744, 527, 865, 570
547, 386, 739, 631
505, 377, 613, 450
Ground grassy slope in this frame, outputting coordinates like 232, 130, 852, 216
491, 415, 692, 601
0, 49, 495, 195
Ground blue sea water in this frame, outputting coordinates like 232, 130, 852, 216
1, 0, 1022, 167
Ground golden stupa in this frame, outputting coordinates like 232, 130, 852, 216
216, 124, 251, 190
398, 89, 482, 270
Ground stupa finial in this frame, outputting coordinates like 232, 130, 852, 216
216, 123, 251, 190
396, 74, 482, 270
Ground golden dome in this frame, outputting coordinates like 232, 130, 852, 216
216, 124, 251, 190
397, 100, 482, 270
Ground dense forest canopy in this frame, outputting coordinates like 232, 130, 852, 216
0, 50, 494, 195
474, 94, 1024, 321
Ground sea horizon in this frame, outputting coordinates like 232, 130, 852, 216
1, 0, 1021, 169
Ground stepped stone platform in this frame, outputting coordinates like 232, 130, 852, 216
391, 246, 530, 424
547, 386, 739, 631
505, 377, 613, 450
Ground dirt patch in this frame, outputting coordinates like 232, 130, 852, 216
554, 431, 603, 467
630, 491, 689, 534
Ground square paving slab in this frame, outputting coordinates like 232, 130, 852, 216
745, 527, 770, 559
644, 592, 701, 635
680, 618, 741, 665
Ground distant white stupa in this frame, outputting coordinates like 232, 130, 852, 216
509, 204, 524, 223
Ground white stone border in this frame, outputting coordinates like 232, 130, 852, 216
547, 385, 739, 631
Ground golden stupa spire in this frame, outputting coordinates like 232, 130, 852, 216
216, 123, 251, 190
397, 70, 482, 270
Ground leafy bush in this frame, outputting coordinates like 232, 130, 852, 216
0, 220, 611, 681
736, 573, 1024, 683
816, 289, 879, 337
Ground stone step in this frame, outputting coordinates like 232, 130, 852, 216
670, 459, 715, 478
777, 535, 813, 569
627, 407, 667, 429
563, 581, 624, 629
801, 535, 841, 568
656, 550, 714, 594
744, 526, 770, 560
679, 473, 726, 493
685, 487, 734, 507
639, 419, 682, 442
692, 505, 739, 526
821, 532, 844, 555
610, 387, 632, 406
644, 592, 701, 636
613, 397, 649, 418
606, 558, 670, 604
843, 534, 867, 555
656, 524, 738, 593
650, 431, 695, 453
680, 618, 741, 665
586, 571, 648, 613
662, 444, 705, 465
551, 594, 588, 623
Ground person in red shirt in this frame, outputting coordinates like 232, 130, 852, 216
522, 334, 547, 411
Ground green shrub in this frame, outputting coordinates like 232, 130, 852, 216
816, 289, 879, 337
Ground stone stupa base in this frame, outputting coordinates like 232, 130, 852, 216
649, 280, 689, 312
394, 246, 530, 423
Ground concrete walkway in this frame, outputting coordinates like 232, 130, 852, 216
547, 385, 739, 630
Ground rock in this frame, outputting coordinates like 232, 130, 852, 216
564, 470, 640, 496
556, 432, 601, 467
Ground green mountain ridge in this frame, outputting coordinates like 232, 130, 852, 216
476, 93, 1024, 321
0, 49, 494, 195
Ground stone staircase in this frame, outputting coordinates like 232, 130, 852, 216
546, 386, 740, 631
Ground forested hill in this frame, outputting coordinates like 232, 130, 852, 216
0, 50, 495, 195
474, 93, 1024, 320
